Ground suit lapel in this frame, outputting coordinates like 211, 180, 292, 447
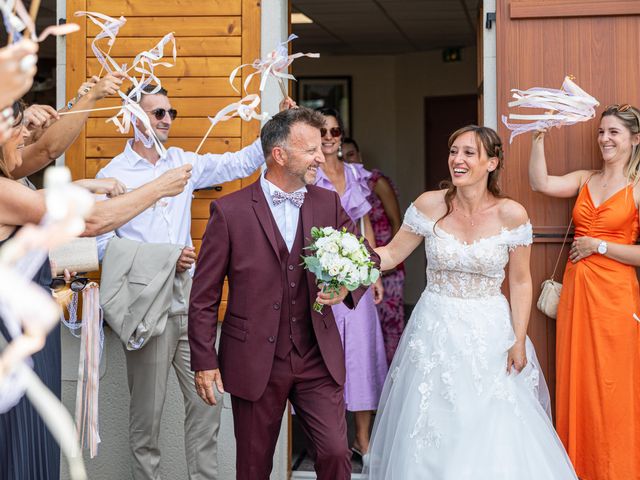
251, 181, 281, 262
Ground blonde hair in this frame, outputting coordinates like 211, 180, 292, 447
435, 125, 506, 229
601, 104, 640, 183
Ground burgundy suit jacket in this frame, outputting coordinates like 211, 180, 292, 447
189, 180, 379, 401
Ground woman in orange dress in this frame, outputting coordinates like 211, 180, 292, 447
529, 104, 640, 480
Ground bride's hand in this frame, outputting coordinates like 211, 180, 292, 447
507, 340, 527, 374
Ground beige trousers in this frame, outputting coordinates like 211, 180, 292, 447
124, 314, 222, 479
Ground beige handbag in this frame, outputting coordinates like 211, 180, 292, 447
537, 219, 573, 319
49, 237, 99, 275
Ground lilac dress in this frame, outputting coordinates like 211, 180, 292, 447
315, 163, 388, 411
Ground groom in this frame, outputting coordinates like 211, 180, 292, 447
188, 107, 378, 479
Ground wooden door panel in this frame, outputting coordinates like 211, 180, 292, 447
67, 0, 261, 322
86, 17, 241, 37
496, 0, 640, 406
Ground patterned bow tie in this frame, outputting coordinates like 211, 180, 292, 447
272, 190, 305, 208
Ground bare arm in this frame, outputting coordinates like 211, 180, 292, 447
82, 164, 192, 237
529, 131, 590, 198
508, 244, 532, 344
374, 177, 402, 235
375, 229, 422, 272
362, 214, 376, 247
14, 73, 124, 178
0, 177, 45, 226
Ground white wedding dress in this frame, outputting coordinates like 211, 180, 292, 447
365, 204, 577, 479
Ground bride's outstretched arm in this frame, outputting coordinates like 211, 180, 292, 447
374, 229, 422, 271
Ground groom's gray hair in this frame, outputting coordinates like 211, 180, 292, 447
260, 107, 324, 159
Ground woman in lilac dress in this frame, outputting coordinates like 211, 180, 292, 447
315, 108, 388, 460
342, 138, 405, 365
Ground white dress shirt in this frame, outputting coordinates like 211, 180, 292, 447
96, 139, 264, 261
259, 172, 306, 252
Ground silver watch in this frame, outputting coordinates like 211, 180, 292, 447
597, 240, 608, 255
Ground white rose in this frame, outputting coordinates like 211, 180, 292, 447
322, 227, 336, 235
359, 266, 370, 282
341, 234, 360, 254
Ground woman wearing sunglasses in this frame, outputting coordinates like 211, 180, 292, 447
314, 107, 387, 465
529, 104, 640, 480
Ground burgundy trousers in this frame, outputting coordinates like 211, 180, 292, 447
231, 343, 351, 480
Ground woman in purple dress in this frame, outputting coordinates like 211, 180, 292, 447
315, 108, 388, 460
342, 138, 405, 365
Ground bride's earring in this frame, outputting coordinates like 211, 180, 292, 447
338, 144, 343, 159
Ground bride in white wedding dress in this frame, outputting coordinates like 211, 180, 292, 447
365, 126, 577, 479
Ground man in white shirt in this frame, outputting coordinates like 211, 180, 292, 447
96, 84, 272, 480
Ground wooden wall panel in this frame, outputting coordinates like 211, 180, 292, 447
67, 0, 262, 321
496, 0, 640, 407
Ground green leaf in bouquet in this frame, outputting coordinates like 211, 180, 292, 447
310, 226, 323, 239
369, 268, 381, 283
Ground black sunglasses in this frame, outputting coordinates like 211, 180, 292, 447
50, 276, 89, 293
320, 127, 342, 138
146, 108, 178, 121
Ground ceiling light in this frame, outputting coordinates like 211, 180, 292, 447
291, 12, 313, 24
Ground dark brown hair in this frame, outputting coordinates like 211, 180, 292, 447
435, 125, 506, 229
260, 107, 325, 158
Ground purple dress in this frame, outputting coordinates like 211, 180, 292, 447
315, 163, 388, 411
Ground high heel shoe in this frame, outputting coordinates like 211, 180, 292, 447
351, 446, 370, 467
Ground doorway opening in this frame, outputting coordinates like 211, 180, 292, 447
290, 0, 482, 477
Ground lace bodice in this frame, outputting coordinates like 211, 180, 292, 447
403, 204, 532, 298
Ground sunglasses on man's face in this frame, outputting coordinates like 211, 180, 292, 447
147, 108, 178, 121
320, 127, 342, 138
50, 276, 89, 293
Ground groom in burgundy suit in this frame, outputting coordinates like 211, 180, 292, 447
188, 107, 378, 480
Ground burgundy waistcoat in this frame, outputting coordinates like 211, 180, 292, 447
271, 215, 315, 359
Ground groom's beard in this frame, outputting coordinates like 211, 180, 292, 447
285, 160, 319, 186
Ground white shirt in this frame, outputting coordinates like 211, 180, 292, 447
259, 172, 306, 252
96, 139, 265, 261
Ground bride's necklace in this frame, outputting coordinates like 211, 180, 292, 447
454, 207, 480, 226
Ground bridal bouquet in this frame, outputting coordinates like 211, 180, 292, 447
302, 226, 380, 312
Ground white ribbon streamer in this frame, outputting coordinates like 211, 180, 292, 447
229, 33, 319, 95
74, 11, 127, 75
1, 0, 79, 42
195, 94, 269, 154
501, 76, 600, 143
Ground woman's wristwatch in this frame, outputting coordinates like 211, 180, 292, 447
597, 240, 608, 255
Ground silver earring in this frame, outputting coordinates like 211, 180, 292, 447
338, 144, 343, 159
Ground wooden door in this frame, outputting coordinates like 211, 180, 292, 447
496, 0, 640, 407
424, 94, 478, 191
65, 0, 262, 318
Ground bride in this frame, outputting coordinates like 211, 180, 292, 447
365, 126, 577, 479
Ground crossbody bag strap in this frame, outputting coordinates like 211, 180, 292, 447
549, 172, 596, 281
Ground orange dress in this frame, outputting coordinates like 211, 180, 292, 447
556, 183, 640, 480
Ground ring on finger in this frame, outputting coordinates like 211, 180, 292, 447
19, 54, 37, 73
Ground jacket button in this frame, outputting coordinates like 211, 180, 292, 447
273, 303, 280, 310
290, 282, 296, 288
291, 317, 297, 323
268, 336, 275, 343
288, 265, 294, 271
291, 300, 296, 305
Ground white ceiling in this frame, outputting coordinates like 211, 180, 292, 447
292, 0, 481, 55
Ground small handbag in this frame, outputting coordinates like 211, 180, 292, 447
49, 237, 99, 276
537, 219, 573, 319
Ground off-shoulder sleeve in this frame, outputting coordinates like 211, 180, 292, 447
503, 222, 533, 251
401, 203, 433, 237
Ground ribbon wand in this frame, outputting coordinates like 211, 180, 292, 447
195, 94, 269, 154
